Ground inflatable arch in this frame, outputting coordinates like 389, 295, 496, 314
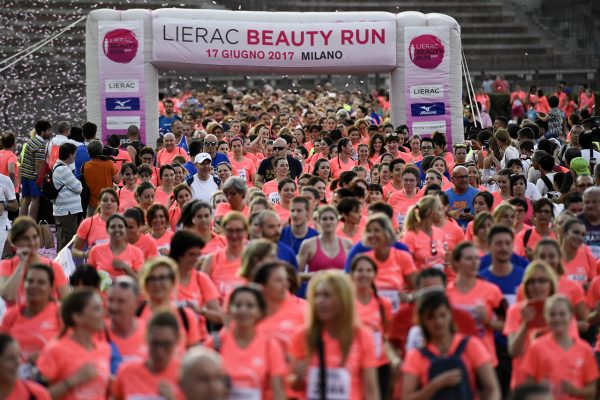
86, 9, 462, 148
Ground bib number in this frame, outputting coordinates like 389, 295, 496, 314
379, 289, 401, 313
228, 387, 261, 400
307, 367, 351, 400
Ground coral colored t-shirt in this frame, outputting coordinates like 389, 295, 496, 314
176, 269, 220, 338
138, 305, 201, 350
563, 245, 597, 285
504, 300, 579, 387
262, 180, 281, 204
516, 275, 585, 309
105, 318, 148, 364
134, 233, 159, 260
37, 336, 111, 400
113, 359, 183, 400
87, 243, 144, 278
521, 334, 599, 400
156, 147, 189, 167
329, 157, 357, 179
446, 280, 504, 366
118, 187, 137, 213
207, 248, 245, 299
207, 329, 287, 399
355, 296, 393, 366
0, 149, 19, 192
402, 227, 447, 271
290, 326, 376, 400
151, 230, 174, 254
76, 214, 108, 247
513, 228, 556, 258
201, 233, 228, 255
154, 186, 173, 207
0, 257, 67, 306
257, 293, 306, 353
382, 182, 402, 201
168, 205, 181, 231
215, 202, 250, 219
0, 303, 60, 363
388, 190, 423, 227
230, 157, 257, 187
272, 203, 291, 224
5, 380, 51, 400
402, 334, 491, 396
363, 248, 416, 311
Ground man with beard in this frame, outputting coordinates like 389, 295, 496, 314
256, 210, 298, 268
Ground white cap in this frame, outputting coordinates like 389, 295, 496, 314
194, 153, 212, 164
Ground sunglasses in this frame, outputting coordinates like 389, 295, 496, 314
273, 146, 286, 151
205, 141, 218, 146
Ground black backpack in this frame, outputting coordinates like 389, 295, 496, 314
418, 336, 474, 400
40, 164, 65, 200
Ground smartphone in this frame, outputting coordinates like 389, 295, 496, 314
483, 140, 489, 150
463, 208, 471, 214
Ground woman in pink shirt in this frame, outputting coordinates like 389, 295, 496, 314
155, 165, 175, 207
118, 163, 139, 213
0, 334, 51, 400
147, 204, 174, 256
182, 201, 227, 255
169, 184, 192, 231
37, 289, 111, 400
560, 218, 596, 286
113, 311, 183, 400
87, 214, 144, 278
208, 286, 287, 400
401, 195, 447, 272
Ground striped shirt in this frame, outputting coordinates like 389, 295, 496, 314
20, 135, 47, 179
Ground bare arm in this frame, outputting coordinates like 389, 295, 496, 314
200, 254, 214, 276
476, 363, 501, 400
7, 162, 16, 186
6, 199, 17, 212
362, 367, 381, 400
271, 376, 286, 400
71, 236, 89, 259
0, 262, 25, 303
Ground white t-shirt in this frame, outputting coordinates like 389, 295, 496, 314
581, 148, 600, 164
189, 175, 219, 204
0, 175, 16, 222
500, 145, 520, 169
535, 172, 556, 197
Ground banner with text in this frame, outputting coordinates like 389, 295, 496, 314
152, 17, 396, 72
404, 26, 451, 145
99, 21, 146, 145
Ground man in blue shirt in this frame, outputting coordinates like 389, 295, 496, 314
257, 210, 298, 269
183, 139, 203, 178
445, 165, 478, 229
74, 122, 97, 179
280, 197, 318, 254
203, 134, 230, 170
158, 99, 181, 134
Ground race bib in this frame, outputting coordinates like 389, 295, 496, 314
228, 387, 261, 400
568, 274, 587, 283
307, 367, 351, 400
396, 214, 406, 226
373, 331, 383, 358
590, 245, 600, 259
378, 289, 401, 313
238, 168, 248, 181
503, 294, 517, 307
268, 192, 281, 205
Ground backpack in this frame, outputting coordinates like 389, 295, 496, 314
418, 336, 474, 400
40, 164, 65, 200
541, 175, 554, 192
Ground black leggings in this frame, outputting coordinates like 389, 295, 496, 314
377, 363, 392, 400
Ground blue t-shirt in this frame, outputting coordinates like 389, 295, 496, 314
277, 241, 298, 269
183, 161, 197, 178
343, 240, 410, 272
479, 253, 529, 273
211, 152, 230, 170
177, 136, 189, 152
445, 187, 479, 229
158, 115, 181, 134
280, 226, 319, 254
479, 264, 524, 345
74, 143, 90, 179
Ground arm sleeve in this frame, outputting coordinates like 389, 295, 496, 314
198, 272, 221, 303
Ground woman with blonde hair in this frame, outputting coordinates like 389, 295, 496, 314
138, 256, 201, 350
492, 201, 516, 229
239, 239, 277, 280
401, 195, 447, 271
504, 260, 561, 387
290, 270, 380, 400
